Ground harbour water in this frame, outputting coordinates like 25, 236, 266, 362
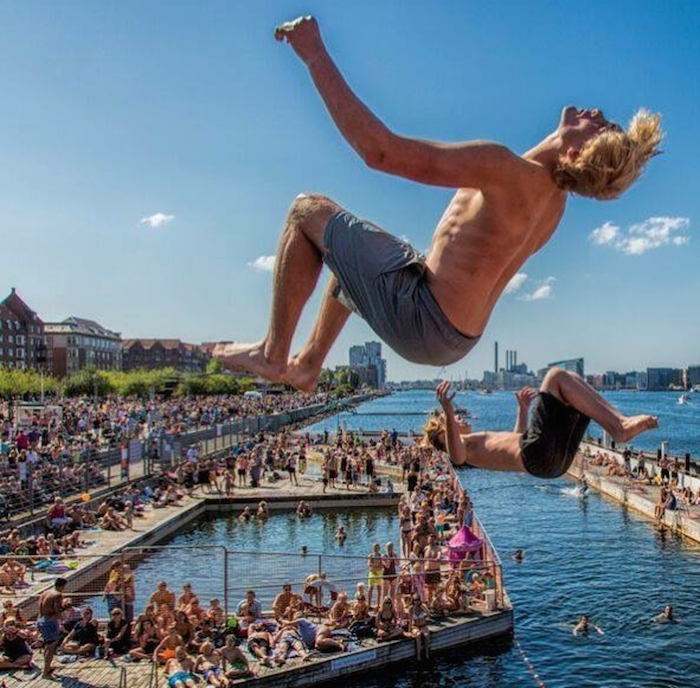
306, 390, 700, 688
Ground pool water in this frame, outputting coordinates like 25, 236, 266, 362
85, 507, 400, 615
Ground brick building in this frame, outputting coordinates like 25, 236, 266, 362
45, 317, 122, 377
0, 288, 45, 370
122, 339, 210, 373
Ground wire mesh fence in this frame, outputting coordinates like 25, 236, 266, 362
2, 542, 504, 628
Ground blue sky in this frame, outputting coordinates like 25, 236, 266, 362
1, 1, 698, 381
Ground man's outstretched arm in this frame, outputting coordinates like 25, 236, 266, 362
276, 16, 521, 190
436, 381, 468, 465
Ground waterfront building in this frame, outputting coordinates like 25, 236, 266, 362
122, 338, 210, 373
349, 341, 387, 388
45, 317, 122, 377
0, 287, 45, 370
543, 357, 584, 377
686, 366, 700, 389
646, 367, 683, 391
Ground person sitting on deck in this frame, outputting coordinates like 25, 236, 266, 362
220, 635, 256, 680
46, 497, 73, 533
425, 371, 657, 479
100, 507, 127, 531
173, 611, 194, 647
235, 590, 262, 634
375, 596, 404, 642
177, 583, 197, 611
0, 620, 33, 670
153, 624, 185, 665
61, 606, 100, 657
0, 557, 26, 590
194, 641, 229, 688
184, 598, 205, 629
129, 618, 161, 662
272, 584, 297, 622
327, 591, 351, 629
150, 581, 176, 611
445, 571, 470, 615
165, 646, 197, 688
104, 607, 131, 657
205, 599, 225, 628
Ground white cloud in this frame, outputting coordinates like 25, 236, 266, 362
522, 277, 555, 301
140, 212, 175, 229
590, 216, 690, 255
590, 221, 619, 246
505, 272, 528, 294
248, 255, 276, 272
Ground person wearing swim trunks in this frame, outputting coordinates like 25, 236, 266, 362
425, 370, 658, 478
220, 635, 256, 679
214, 15, 662, 391
37, 577, 66, 678
367, 543, 384, 610
165, 647, 197, 688
195, 641, 229, 688
245, 622, 274, 667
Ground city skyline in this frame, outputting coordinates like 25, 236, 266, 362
0, 2, 697, 381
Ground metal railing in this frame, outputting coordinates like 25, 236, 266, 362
3, 543, 503, 623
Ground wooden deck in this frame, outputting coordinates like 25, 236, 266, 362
9, 605, 512, 688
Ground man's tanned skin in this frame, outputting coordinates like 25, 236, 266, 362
215, 16, 627, 391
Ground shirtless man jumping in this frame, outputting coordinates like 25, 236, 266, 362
423, 370, 658, 478
214, 15, 662, 391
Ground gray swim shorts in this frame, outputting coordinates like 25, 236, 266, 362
323, 211, 480, 366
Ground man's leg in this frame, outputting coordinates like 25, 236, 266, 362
43, 640, 58, 677
285, 275, 351, 391
215, 194, 341, 382
542, 368, 657, 443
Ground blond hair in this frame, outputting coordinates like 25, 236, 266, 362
422, 415, 446, 451
553, 109, 663, 200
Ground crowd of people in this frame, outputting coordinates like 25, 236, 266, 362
0, 391, 344, 521
582, 446, 700, 524
0, 419, 501, 679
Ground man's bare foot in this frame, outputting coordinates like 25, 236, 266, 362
284, 357, 320, 392
213, 341, 286, 382
615, 415, 658, 443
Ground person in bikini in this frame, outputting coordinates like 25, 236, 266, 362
424, 370, 657, 479
214, 15, 662, 391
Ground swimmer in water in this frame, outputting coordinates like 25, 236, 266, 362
512, 549, 524, 563
652, 605, 677, 623
572, 615, 604, 636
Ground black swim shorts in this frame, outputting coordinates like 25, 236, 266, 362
323, 211, 480, 366
520, 392, 591, 479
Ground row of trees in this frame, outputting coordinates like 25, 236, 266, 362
0, 361, 363, 400
0, 361, 255, 399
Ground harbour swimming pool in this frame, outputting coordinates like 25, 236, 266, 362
84, 506, 401, 614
